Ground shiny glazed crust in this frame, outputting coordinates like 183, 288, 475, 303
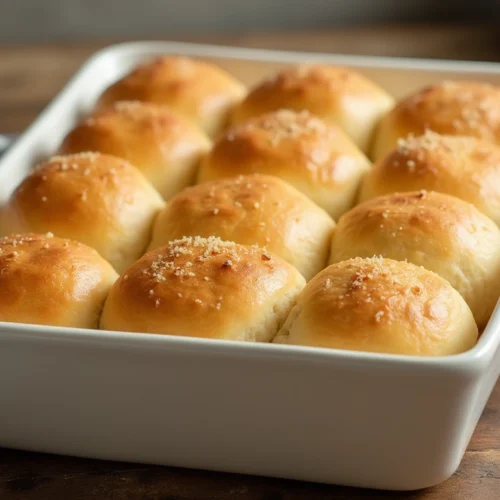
198, 109, 371, 219
59, 101, 211, 199
232, 64, 394, 152
148, 174, 335, 280
372, 81, 500, 159
0, 233, 118, 328
97, 56, 246, 137
2, 152, 165, 273
329, 190, 500, 329
274, 257, 478, 356
100, 236, 306, 341
361, 131, 500, 225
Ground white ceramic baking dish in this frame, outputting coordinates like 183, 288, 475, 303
1, 41, 500, 491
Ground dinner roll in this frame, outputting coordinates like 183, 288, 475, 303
148, 174, 335, 280
0, 233, 118, 328
372, 80, 500, 159
231, 64, 394, 152
97, 56, 246, 137
274, 257, 478, 356
329, 191, 500, 329
361, 132, 500, 225
198, 109, 370, 219
100, 236, 306, 341
2, 153, 164, 273
58, 101, 211, 199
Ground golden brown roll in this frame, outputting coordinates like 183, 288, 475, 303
97, 56, 246, 137
231, 64, 394, 152
372, 80, 500, 159
329, 191, 500, 329
100, 236, 306, 340
198, 109, 371, 219
361, 132, 500, 225
58, 101, 211, 199
1, 153, 164, 273
0, 233, 118, 328
274, 257, 478, 356
148, 174, 334, 280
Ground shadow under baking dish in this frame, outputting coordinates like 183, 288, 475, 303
1, 41, 500, 491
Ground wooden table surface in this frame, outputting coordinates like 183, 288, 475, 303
0, 23, 499, 499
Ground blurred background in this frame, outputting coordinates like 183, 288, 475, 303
0, 0, 499, 133
0, 0, 498, 41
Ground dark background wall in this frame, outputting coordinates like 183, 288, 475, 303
0, 0, 498, 42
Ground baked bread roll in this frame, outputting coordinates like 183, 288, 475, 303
148, 174, 334, 280
231, 64, 394, 152
361, 132, 500, 225
2, 152, 164, 273
100, 236, 306, 340
198, 109, 370, 219
58, 101, 211, 199
274, 257, 478, 356
0, 233, 118, 328
329, 191, 500, 329
372, 80, 500, 159
97, 56, 246, 137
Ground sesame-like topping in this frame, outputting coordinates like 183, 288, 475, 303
215, 296, 223, 311
51, 152, 99, 163
41, 196, 47, 202
143, 236, 242, 283
212, 208, 219, 215
241, 109, 327, 146
46, 232, 54, 238
155, 298, 161, 307
123, 275, 129, 280
149, 289, 154, 295
194, 298, 203, 305
253, 202, 260, 209
374, 310, 385, 323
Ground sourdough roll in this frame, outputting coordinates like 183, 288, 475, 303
100, 236, 306, 340
2, 153, 164, 273
231, 64, 394, 152
329, 191, 500, 329
372, 80, 500, 159
59, 101, 211, 199
360, 132, 500, 225
198, 109, 370, 219
97, 56, 246, 137
0, 233, 118, 328
274, 257, 478, 356
148, 174, 335, 280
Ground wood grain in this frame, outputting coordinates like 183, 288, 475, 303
0, 24, 499, 499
